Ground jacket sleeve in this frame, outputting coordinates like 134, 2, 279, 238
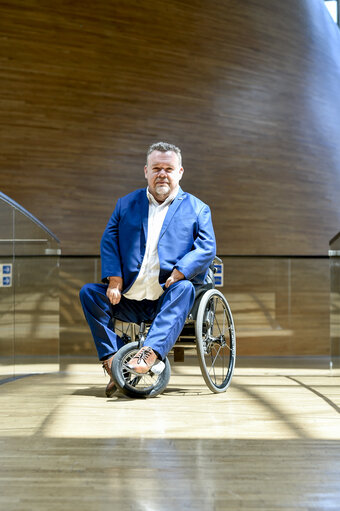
174, 204, 216, 280
100, 199, 123, 282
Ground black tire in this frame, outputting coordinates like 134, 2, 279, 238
111, 342, 171, 398
195, 289, 236, 393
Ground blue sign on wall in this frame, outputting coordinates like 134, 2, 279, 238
2, 276, 11, 287
0, 263, 12, 287
214, 263, 224, 287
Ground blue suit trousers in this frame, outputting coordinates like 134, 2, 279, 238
79, 280, 195, 360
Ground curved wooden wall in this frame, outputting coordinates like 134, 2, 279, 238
0, 0, 340, 255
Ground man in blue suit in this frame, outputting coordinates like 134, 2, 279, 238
79, 142, 216, 396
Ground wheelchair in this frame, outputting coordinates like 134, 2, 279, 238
111, 257, 236, 398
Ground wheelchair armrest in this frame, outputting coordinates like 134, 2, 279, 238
209, 256, 222, 274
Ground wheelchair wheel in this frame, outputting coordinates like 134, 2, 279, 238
195, 289, 236, 393
111, 342, 171, 398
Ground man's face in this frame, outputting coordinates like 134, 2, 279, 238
144, 150, 184, 203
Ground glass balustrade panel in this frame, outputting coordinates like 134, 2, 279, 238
0, 201, 14, 381
13, 208, 60, 375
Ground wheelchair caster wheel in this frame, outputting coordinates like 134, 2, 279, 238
111, 342, 171, 398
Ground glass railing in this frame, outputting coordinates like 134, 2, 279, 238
0, 192, 60, 381
60, 255, 331, 370
330, 233, 340, 370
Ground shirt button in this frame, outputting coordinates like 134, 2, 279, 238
137, 263, 141, 269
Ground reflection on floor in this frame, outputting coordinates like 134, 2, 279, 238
0, 356, 339, 510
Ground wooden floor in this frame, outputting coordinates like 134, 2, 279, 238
1, 356, 340, 511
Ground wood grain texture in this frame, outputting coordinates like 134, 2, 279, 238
0, 0, 340, 255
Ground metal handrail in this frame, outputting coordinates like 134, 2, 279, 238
0, 191, 60, 244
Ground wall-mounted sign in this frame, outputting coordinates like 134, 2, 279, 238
0, 263, 12, 287
214, 263, 223, 287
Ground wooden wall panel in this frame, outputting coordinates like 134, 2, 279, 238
0, 0, 340, 255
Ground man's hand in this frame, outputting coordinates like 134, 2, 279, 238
165, 268, 185, 288
106, 276, 123, 305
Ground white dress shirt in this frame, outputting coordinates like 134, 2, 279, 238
123, 187, 179, 301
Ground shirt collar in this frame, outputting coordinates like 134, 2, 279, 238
146, 186, 179, 207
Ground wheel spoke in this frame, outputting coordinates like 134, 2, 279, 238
212, 300, 223, 336
208, 344, 222, 380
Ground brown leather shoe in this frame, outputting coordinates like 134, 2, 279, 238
102, 355, 117, 397
126, 346, 164, 375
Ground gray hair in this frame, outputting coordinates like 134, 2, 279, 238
146, 142, 182, 167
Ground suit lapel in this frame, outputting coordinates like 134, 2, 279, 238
159, 188, 186, 240
141, 190, 149, 242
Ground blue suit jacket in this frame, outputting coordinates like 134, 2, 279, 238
100, 187, 216, 293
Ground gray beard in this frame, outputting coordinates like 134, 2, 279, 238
154, 184, 170, 201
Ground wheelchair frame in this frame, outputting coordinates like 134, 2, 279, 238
111, 258, 236, 398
